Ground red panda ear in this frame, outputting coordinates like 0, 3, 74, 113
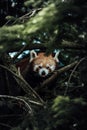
54, 51, 60, 62
29, 50, 37, 62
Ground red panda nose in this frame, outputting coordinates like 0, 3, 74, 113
41, 71, 46, 76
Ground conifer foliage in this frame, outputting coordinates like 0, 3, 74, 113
0, 0, 87, 130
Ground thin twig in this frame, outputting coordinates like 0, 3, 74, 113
0, 64, 44, 104
12, 8, 42, 25
0, 123, 12, 129
64, 57, 87, 96
0, 95, 33, 114
13, 44, 27, 61
19, 96, 44, 106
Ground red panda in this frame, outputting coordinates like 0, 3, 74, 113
16, 50, 60, 87
29, 50, 60, 78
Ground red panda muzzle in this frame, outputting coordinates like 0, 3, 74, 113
39, 68, 49, 77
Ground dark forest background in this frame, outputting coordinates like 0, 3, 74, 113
0, 0, 87, 130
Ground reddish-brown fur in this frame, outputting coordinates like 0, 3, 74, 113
16, 51, 59, 78
32, 52, 57, 68
15, 51, 59, 88
16, 58, 29, 72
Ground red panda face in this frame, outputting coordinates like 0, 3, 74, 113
30, 50, 60, 77
32, 54, 56, 77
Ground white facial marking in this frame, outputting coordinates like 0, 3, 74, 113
50, 65, 56, 71
33, 65, 38, 71
39, 68, 49, 77
46, 64, 55, 71
39, 63, 43, 67
46, 64, 49, 68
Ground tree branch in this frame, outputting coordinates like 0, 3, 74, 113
64, 57, 87, 96
0, 64, 44, 105
0, 95, 32, 114
0, 54, 44, 104
41, 61, 78, 88
7, 43, 46, 53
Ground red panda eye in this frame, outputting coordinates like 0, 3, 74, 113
36, 68, 38, 72
46, 66, 49, 69
39, 66, 42, 69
